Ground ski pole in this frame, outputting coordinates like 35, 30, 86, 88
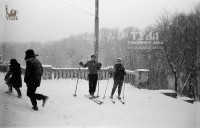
97, 80, 99, 98
73, 66, 81, 97
122, 82, 126, 100
103, 78, 110, 99
96, 70, 100, 98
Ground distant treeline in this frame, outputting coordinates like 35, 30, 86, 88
0, 3, 200, 93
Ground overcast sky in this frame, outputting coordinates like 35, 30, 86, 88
0, 0, 199, 43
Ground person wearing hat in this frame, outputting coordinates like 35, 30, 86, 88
24, 49, 49, 111
79, 55, 102, 97
110, 58, 126, 99
4, 59, 22, 98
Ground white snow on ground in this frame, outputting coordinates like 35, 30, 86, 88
177, 96, 194, 101
154, 89, 176, 93
0, 73, 199, 128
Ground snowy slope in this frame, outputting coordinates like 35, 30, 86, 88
0, 73, 199, 128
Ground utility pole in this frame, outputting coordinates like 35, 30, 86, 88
2, 43, 4, 62
94, 0, 99, 61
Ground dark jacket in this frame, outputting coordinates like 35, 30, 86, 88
83, 60, 101, 74
4, 63, 22, 88
24, 57, 43, 87
113, 64, 126, 81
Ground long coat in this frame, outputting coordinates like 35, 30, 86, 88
5, 63, 22, 88
24, 57, 43, 87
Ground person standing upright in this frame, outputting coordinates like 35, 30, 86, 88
24, 49, 49, 111
110, 58, 126, 99
79, 55, 101, 97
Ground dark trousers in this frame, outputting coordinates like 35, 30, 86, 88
7, 83, 21, 96
111, 80, 123, 96
27, 86, 44, 107
88, 74, 98, 95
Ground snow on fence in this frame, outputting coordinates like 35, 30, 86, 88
21, 65, 136, 86
51, 66, 136, 86
52, 67, 109, 80
1, 64, 148, 88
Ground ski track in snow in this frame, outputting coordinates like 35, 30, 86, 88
0, 73, 199, 128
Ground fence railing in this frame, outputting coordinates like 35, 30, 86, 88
51, 67, 136, 84
0, 64, 8, 73
1, 64, 149, 88
49, 66, 136, 85
20, 65, 136, 86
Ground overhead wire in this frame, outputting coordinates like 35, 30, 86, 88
59, 0, 94, 17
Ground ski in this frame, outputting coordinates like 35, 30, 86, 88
94, 96, 103, 104
85, 95, 103, 105
110, 98, 115, 104
119, 99, 125, 104
116, 96, 125, 104
93, 96, 104, 103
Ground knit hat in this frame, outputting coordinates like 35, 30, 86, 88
91, 55, 96, 58
10, 59, 17, 66
117, 58, 122, 61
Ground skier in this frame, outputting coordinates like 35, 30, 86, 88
4, 59, 22, 98
24, 49, 49, 111
79, 55, 102, 97
110, 58, 126, 99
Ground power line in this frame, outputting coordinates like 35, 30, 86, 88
59, 0, 94, 17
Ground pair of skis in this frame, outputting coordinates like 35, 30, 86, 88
84, 95, 103, 105
110, 97, 125, 104
85, 95, 125, 105
84, 95, 125, 105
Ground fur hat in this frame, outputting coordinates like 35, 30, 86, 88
25, 49, 38, 60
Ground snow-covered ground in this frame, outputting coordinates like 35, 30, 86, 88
0, 73, 199, 128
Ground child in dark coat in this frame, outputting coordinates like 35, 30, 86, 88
110, 58, 126, 99
4, 59, 22, 98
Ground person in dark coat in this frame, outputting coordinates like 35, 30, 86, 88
4, 59, 22, 98
79, 55, 101, 97
24, 49, 49, 111
110, 58, 126, 99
